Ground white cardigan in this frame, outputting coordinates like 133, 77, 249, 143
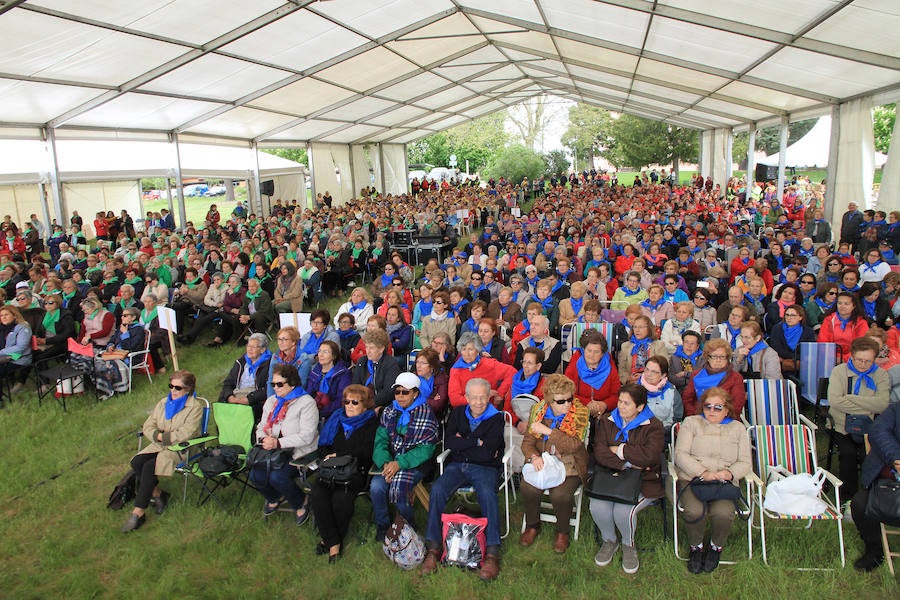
256, 393, 319, 460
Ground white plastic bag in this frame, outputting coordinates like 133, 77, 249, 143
763, 471, 827, 516
521, 451, 566, 490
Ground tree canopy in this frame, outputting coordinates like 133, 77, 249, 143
561, 104, 614, 166
606, 114, 698, 173
483, 145, 545, 184
407, 113, 509, 172
543, 150, 569, 177
261, 147, 308, 166
874, 104, 896, 154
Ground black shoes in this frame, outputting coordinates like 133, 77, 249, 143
153, 491, 170, 516
703, 546, 722, 573
687, 546, 704, 574
853, 551, 885, 572
121, 513, 145, 533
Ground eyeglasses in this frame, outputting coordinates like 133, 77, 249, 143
708, 355, 729, 361
693, 295, 706, 301
471, 277, 482, 281
827, 262, 839, 267
800, 280, 815, 285
343, 399, 361, 406
703, 404, 725, 412
433, 300, 445, 305
44, 301, 57, 305
665, 282, 677, 286
826, 291, 837, 296
394, 389, 414, 396
310, 321, 325, 326
554, 397, 573, 405
272, 381, 289, 388
168, 383, 185, 391
277, 337, 293, 342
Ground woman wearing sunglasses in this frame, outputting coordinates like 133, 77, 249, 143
309, 384, 378, 563
122, 370, 204, 532
673, 386, 751, 574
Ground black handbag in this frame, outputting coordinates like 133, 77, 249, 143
586, 466, 643, 504
845, 414, 874, 444
246, 445, 291, 474
317, 455, 358, 487
865, 477, 900, 527
678, 477, 749, 523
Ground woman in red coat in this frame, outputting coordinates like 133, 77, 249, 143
565, 329, 621, 418
614, 244, 637, 278
817, 291, 870, 360
93, 212, 110, 240
681, 339, 746, 417
729, 246, 754, 284
448, 332, 516, 408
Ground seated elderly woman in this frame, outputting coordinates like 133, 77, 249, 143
218, 333, 272, 425
660, 302, 702, 357
0, 305, 33, 394
414, 348, 450, 420
849, 401, 900, 572
448, 332, 516, 409
827, 336, 891, 503
565, 329, 621, 418
421, 377, 506, 581
681, 339, 746, 417
306, 340, 351, 419
309, 384, 379, 563
639, 356, 683, 436
94, 307, 147, 400
732, 321, 782, 379
370, 372, 440, 540
519, 374, 590, 554
34, 293, 76, 360
78, 296, 115, 349
138, 293, 169, 374
237, 277, 275, 339
668, 331, 703, 393
122, 370, 204, 532
296, 309, 340, 387
251, 363, 319, 526
618, 315, 667, 384
673, 386, 752, 573
590, 383, 665, 574
351, 329, 402, 408
767, 304, 817, 377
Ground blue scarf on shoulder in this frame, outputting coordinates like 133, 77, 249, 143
621, 286, 642, 297
318, 408, 375, 445
692, 368, 727, 401
541, 404, 567, 441
781, 322, 802, 351
453, 355, 482, 371
392, 394, 426, 430
416, 374, 434, 405
164, 391, 190, 420
576, 353, 611, 389
568, 296, 584, 315
673, 345, 702, 364
847, 359, 878, 394
611, 405, 656, 442
466, 404, 499, 433
629, 335, 651, 355
511, 369, 541, 397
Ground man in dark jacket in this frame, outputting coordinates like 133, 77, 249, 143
218, 333, 271, 425
840, 201, 864, 250
420, 377, 505, 581
351, 329, 401, 408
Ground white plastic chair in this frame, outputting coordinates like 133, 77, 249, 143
127, 333, 153, 391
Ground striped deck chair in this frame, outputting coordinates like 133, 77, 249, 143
798, 342, 837, 406
742, 379, 816, 430
747, 424, 845, 568
562, 322, 618, 364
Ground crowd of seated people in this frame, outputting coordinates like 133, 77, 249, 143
4, 171, 900, 575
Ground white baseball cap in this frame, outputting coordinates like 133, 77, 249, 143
392, 372, 420, 390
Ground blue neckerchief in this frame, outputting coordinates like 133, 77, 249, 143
483, 339, 493, 353
847, 359, 878, 394
815, 297, 834, 312
470, 283, 487, 295
862, 298, 877, 319
541, 403, 567, 441
622, 286, 642, 297
641, 297, 664, 310
452, 355, 482, 371
337, 328, 357, 339
663, 291, 678, 303
629, 335, 651, 355
528, 337, 545, 349
840, 283, 860, 293
164, 391, 190, 420
532, 294, 553, 311
466, 404, 500, 433
550, 279, 564, 294
392, 394, 427, 430
836, 313, 852, 330
825, 273, 840, 284
611, 405, 656, 442
416, 374, 434, 404
245, 349, 272, 377
569, 296, 584, 315
499, 303, 509, 316
527, 275, 540, 288
773, 255, 784, 271
380, 273, 393, 288
365, 359, 375, 385
511, 369, 540, 397
674, 345, 702, 364
746, 340, 767, 370
677, 256, 693, 266
781, 322, 802, 351
463, 317, 478, 332
520, 318, 531, 333
451, 298, 469, 316
692, 368, 728, 400
269, 385, 306, 424
318, 408, 375, 446
417, 299, 432, 318
740, 257, 749, 265
646, 381, 672, 400
703, 413, 734, 425
350, 300, 368, 312
576, 352, 611, 388
743, 293, 763, 308
319, 365, 338, 395
302, 330, 326, 355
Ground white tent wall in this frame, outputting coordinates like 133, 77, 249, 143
381, 144, 407, 195
309, 143, 352, 206
699, 131, 713, 178
0, 184, 43, 230
876, 108, 900, 213
351, 144, 380, 195
711, 129, 729, 188
833, 98, 876, 214
270, 174, 305, 208
62, 181, 141, 239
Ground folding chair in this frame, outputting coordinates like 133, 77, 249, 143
798, 342, 837, 407
407, 348, 420, 372
742, 379, 816, 430
521, 421, 590, 540
746, 424, 845, 568
127, 333, 153, 391
436, 411, 516, 539
35, 338, 98, 410
668, 423, 753, 564
175, 403, 255, 512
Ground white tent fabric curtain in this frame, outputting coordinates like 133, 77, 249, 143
877, 107, 900, 213
833, 97, 875, 211
381, 144, 407, 195
351, 144, 381, 195
0, 184, 43, 229
699, 131, 713, 178
711, 128, 729, 188
62, 181, 142, 237
310, 143, 342, 207
271, 174, 305, 209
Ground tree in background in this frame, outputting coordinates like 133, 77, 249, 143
751, 119, 817, 157
261, 147, 308, 166
483, 145, 545, 184
507, 97, 562, 151
561, 104, 614, 168
873, 104, 896, 154
606, 115, 697, 179
543, 149, 569, 177
407, 112, 509, 172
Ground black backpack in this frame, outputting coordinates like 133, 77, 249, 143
106, 469, 137, 510
197, 445, 243, 477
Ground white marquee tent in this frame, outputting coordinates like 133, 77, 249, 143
764, 115, 888, 169
0, 0, 899, 222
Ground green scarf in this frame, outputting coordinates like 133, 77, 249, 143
185, 277, 202, 289
42, 309, 61, 336
0, 279, 9, 288
118, 297, 135, 310
102, 277, 119, 285
245, 289, 262, 301
86, 266, 102, 274
62, 290, 75, 301
351, 247, 363, 259
141, 307, 158, 325
125, 276, 142, 285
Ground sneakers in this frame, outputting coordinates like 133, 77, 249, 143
703, 546, 723, 573
853, 550, 885, 572
594, 540, 620, 567
688, 546, 704, 574
621, 544, 639, 574
121, 513, 145, 533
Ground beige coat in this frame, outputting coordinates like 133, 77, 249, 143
203, 283, 228, 308
618, 340, 667, 383
138, 395, 204, 477
274, 275, 304, 312
179, 281, 208, 306
420, 313, 457, 347
827, 363, 890, 435
674, 415, 752, 484
256, 393, 319, 460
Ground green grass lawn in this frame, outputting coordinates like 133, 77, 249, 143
612, 168, 883, 186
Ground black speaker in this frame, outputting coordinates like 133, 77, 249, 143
392, 229, 414, 246
259, 180, 275, 196
755, 164, 778, 182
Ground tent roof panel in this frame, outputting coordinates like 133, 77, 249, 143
250, 78, 358, 116
805, 2, 900, 56
139, 54, 292, 102
376, 71, 452, 102
555, 38, 639, 72
0, 79, 105, 124
645, 18, 778, 73
185, 107, 298, 139
657, 0, 837, 34
269, 119, 347, 142
456, 0, 543, 23
314, 0, 455, 39
542, 0, 651, 47
315, 47, 419, 93
65, 93, 223, 130
317, 96, 399, 123
367, 105, 431, 127
716, 81, 817, 113
317, 123, 385, 144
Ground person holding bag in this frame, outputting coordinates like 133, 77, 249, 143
674, 387, 751, 574
827, 336, 890, 502
250, 363, 318, 526
590, 384, 664, 574
519, 374, 590, 554
309, 384, 378, 563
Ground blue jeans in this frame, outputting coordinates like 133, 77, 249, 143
425, 462, 501, 549
370, 470, 424, 527
250, 464, 305, 510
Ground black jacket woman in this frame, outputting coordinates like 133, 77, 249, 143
308, 384, 378, 562
767, 304, 817, 377
34, 293, 76, 359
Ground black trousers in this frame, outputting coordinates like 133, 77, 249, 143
850, 487, 885, 556
308, 476, 365, 547
835, 432, 865, 498
130, 452, 158, 510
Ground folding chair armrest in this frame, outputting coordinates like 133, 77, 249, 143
798, 413, 817, 431
817, 467, 843, 490
127, 350, 150, 359
167, 435, 218, 452
501, 447, 513, 464
740, 414, 751, 428
745, 471, 765, 488
436, 448, 451, 473
368, 465, 382, 476
767, 465, 791, 481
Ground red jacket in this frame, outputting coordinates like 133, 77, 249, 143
0, 235, 26, 258
448, 357, 516, 408
681, 368, 746, 418
817, 313, 869, 359
729, 257, 754, 284
565, 350, 622, 412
